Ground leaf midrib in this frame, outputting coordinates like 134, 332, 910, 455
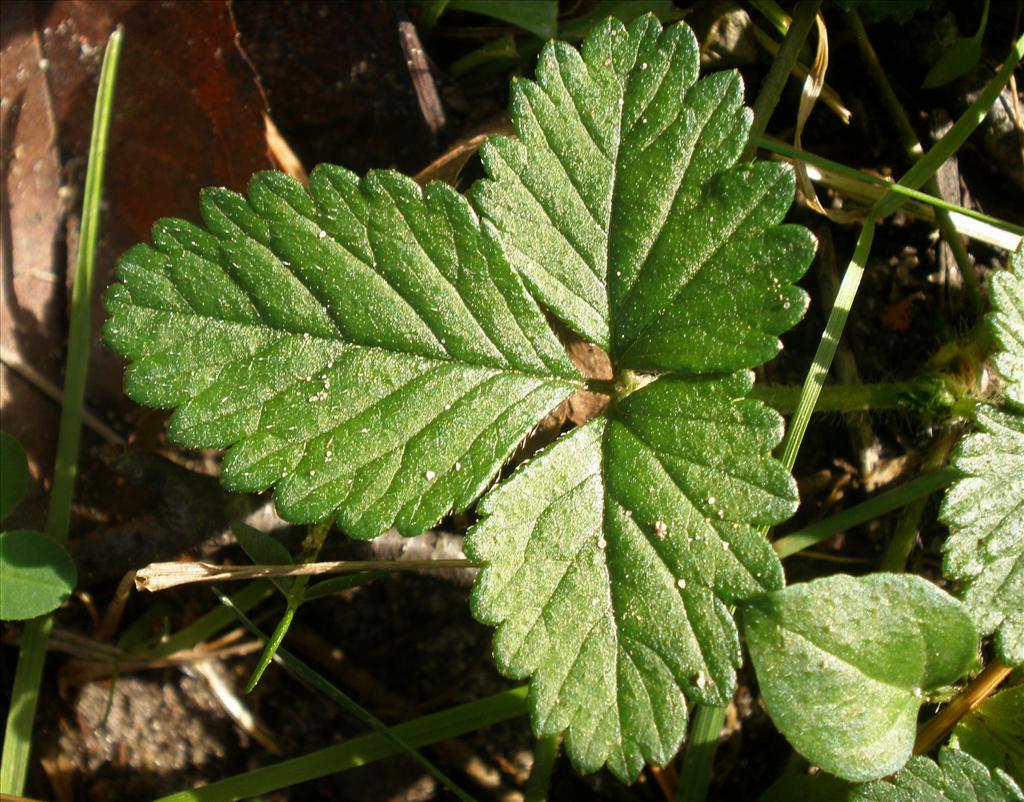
121, 302, 581, 384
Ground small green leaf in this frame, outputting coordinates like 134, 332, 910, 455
446, 0, 557, 39
922, 0, 988, 90
941, 406, 1024, 666
0, 529, 78, 620
922, 37, 982, 89
467, 372, 796, 782
104, 169, 579, 537
304, 572, 383, 602
851, 747, 1023, 802
991, 243, 1024, 409
232, 520, 293, 594
0, 432, 29, 521
950, 685, 1024, 788
742, 573, 979, 782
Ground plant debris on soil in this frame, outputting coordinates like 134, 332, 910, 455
1, 1, 1022, 801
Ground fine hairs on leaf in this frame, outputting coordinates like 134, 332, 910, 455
104, 15, 814, 781
940, 243, 1024, 668
741, 573, 979, 782
851, 747, 1023, 802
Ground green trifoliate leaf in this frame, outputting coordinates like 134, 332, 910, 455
991, 243, 1024, 409
0, 432, 29, 521
463, 14, 813, 781
467, 372, 795, 781
742, 574, 979, 782
941, 406, 1024, 666
950, 685, 1024, 788
851, 748, 1023, 802
473, 15, 812, 361
0, 529, 77, 620
104, 169, 579, 537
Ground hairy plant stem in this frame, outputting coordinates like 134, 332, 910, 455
0, 30, 122, 795
846, 9, 982, 316
751, 379, 956, 414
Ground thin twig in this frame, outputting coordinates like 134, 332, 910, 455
135, 558, 477, 592
913, 661, 1013, 755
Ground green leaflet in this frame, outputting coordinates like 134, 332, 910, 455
0, 432, 29, 522
105, 14, 814, 781
0, 434, 77, 621
465, 16, 812, 780
950, 685, 1024, 788
851, 748, 1023, 802
104, 169, 579, 537
467, 373, 795, 780
473, 15, 810, 359
0, 530, 78, 621
741, 574, 978, 782
940, 408, 1024, 666
939, 246, 1024, 666
991, 244, 1024, 409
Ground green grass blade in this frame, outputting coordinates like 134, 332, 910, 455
153, 686, 527, 802
743, 0, 821, 161
750, 135, 1024, 238
0, 28, 123, 795
776, 218, 876, 477
771, 32, 1023, 501
676, 702, 727, 802
146, 581, 275, 659
871, 34, 1024, 221
773, 466, 960, 559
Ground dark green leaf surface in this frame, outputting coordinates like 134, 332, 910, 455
851, 748, 1023, 802
922, 38, 982, 89
0, 529, 77, 621
742, 574, 978, 782
0, 432, 28, 521
105, 169, 579, 537
991, 244, 1024, 409
467, 372, 795, 781
950, 685, 1024, 788
473, 15, 812, 358
941, 406, 1024, 666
